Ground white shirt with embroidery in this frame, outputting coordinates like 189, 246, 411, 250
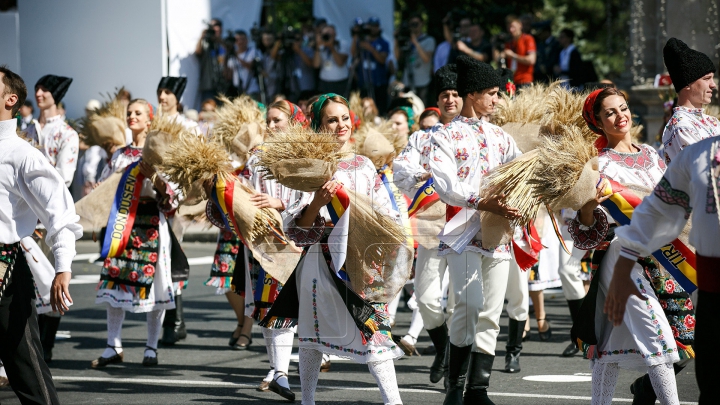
393, 125, 441, 196
25, 115, 79, 187
661, 106, 720, 164
616, 136, 720, 260
428, 115, 521, 258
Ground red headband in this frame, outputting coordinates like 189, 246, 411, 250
147, 103, 154, 121
285, 100, 308, 128
424, 107, 441, 116
582, 89, 608, 153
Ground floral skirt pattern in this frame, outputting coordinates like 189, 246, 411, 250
205, 231, 243, 293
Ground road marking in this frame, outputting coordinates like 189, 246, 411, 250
49, 376, 698, 403
73, 253, 100, 262
69, 275, 100, 284
187, 256, 214, 265
523, 374, 592, 382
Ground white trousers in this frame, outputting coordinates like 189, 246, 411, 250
415, 245, 449, 330
559, 226, 586, 301
446, 251, 510, 353
505, 257, 529, 321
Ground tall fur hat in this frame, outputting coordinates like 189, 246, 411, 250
434, 63, 458, 94
35, 75, 73, 104
456, 55, 501, 97
663, 38, 716, 93
157, 76, 188, 99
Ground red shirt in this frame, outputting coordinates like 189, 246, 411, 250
505, 34, 536, 85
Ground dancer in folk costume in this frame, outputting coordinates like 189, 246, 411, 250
393, 63, 460, 383
607, 134, 720, 405
259, 94, 411, 405
24, 74, 79, 363
660, 38, 718, 164
157, 76, 199, 133
0, 65, 82, 405
428, 55, 522, 405
91, 103, 184, 367
567, 87, 694, 405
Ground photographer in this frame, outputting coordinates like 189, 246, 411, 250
259, 29, 281, 101
226, 30, 261, 100
351, 17, 390, 113
496, 16, 536, 87
449, 23, 492, 63
313, 24, 349, 96
275, 26, 316, 101
194, 18, 227, 101
394, 13, 435, 105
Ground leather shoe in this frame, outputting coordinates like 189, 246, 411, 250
269, 373, 296, 402
91, 346, 124, 368
562, 342, 579, 357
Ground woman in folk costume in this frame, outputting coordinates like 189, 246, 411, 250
259, 94, 410, 405
243, 99, 310, 401
568, 87, 694, 405
92, 100, 181, 367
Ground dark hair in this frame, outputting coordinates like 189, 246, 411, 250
211, 18, 223, 28
23, 99, 34, 112
118, 88, 132, 101
419, 108, 440, 121
409, 13, 423, 23
560, 28, 575, 42
0, 65, 27, 116
235, 30, 247, 37
592, 87, 628, 124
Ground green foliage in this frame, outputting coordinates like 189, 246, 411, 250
262, 0, 313, 30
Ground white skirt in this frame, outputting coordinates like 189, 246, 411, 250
296, 244, 404, 364
593, 237, 679, 371
95, 214, 176, 313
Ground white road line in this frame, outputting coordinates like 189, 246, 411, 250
49, 376, 699, 403
187, 256, 214, 265
72, 253, 100, 262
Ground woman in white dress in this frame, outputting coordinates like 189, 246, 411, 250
568, 88, 693, 405
260, 94, 405, 405
92, 99, 178, 367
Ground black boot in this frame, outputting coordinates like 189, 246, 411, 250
39, 314, 62, 363
464, 352, 495, 405
174, 294, 187, 340
443, 344, 471, 405
504, 318, 524, 373
630, 363, 685, 405
563, 299, 583, 357
427, 323, 448, 383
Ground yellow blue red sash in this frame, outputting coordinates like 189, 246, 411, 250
407, 177, 440, 217
326, 184, 350, 225
378, 166, 399, 212
600, 179, 698, 292
101, 161, 145, 258
210, 174, 247, 246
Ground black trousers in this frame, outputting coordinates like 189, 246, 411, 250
0, 254, 60, 404
695, 290, 719, 405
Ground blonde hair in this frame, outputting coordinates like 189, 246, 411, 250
127, 98, 154, 121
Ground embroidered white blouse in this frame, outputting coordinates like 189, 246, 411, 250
616, 136, 720, 260
393, 125, 442, 196
0, 119, 82, 273
25, 114, 79, 187
428, 115, 521, 258
661, 106, 720, 164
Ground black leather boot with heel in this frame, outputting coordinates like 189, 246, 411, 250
427, 322, 449, 383
464, 352, 496, 405
443, 343, 471, 405
504, 318, 524, 373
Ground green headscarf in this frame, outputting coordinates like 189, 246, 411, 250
310, 93, 348, 132
391, 106, 415, 132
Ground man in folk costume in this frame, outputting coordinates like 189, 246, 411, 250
393, 63, 461, 385
661, 38, 719, 164
0, 66, 82, 404
24, 74, 79, 363
157, 76, 199, 134
428, 55, 522, 405
605, 134, 720, 404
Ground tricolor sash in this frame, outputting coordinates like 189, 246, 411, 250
101, 161, 145, 258
408, 178, 440, 217
325, 184, 351, 280
600, 179, 698, 292
209, 174, 247, 245
378, 166, 399, 212
379, 166, 413, 246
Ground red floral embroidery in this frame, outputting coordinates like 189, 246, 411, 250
150, 216, 160, 226
104, 258, 112, 267
142, 264, 155, 277
223, 231, 233, 241
671, 326, 679, 338
219, 262, 229, 273
148, 252, 158, 263
129, 271, 139, 281
230, 246, 239, 254
146, 229, 159, 241
664, 279, 675, 294
684, 299, 694, 310
109, 266, 120, 278
684, 315, 696, 329
132, 236, 143, 248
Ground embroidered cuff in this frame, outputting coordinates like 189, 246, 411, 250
619, 247, 642, 260
287, 211, 326, 247
467, 193, 481, 210
567, 208, 608, 250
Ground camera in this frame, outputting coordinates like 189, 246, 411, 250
351, 22, 371, 38
280, 25, 300, 49
250, 24, 262, 47
395, 22, 411, 51
491, 32, 512, 52
321, 33, 332, 43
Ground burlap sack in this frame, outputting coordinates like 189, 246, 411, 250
74, 171, 123, 232
86, 116, 126, 148
501, 122, 542, 153
412, 200, 446, 248
480, 211, 513, 248
142, 130, 176, 167
268, 158, 335, 192
359, 129, 395, 169
345, 190, 413, 303
553, 157, 600, 211
230, 122, 264, 162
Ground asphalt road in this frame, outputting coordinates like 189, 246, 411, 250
0, 241, 700, 404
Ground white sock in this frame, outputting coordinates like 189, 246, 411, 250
387, 292, 401, 319
322, 353, 330, 363
406, 306, 424, 343
271, 328, 294, 375
274, 371, 290, 389
401, 335, 417, 345
648, 363, 680, 405
104, 306, 125, 357
299, 347, 323, 405
591, 362, 618, 405
368, 359, 403, 405
145, 309, 164, 358
0, 366, 6, 378
263, 327, 275, 381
